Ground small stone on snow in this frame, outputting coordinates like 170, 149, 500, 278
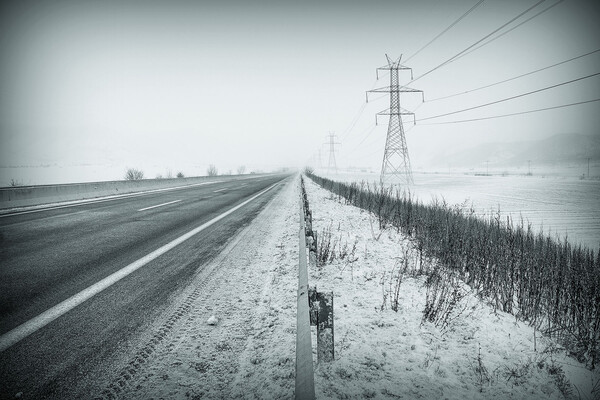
207, 315, 218, 325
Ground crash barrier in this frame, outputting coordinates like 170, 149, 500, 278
295, 176, 334, 400
0, 175, 268, 210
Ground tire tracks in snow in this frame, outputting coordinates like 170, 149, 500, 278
96, 178, 299, 399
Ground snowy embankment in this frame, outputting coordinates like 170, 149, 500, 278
106, 175, 597, 399
303, 176, 598, 400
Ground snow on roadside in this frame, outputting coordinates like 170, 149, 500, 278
303, 176, 599, 400
104, 175, 597, 400
113, 179, 300, 399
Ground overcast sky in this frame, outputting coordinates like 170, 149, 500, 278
0, 0, 598, 183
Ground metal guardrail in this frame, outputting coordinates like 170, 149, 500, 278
295, 176, 335, 399
295, 181, 316, 400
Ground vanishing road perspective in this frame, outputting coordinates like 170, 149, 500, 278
0, 174, 291, 399
1, 0, 599, 399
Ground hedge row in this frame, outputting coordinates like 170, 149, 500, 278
306, 172, 599, 369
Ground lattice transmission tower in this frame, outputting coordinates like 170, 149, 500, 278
325, 132, 340, 174
366, 55, 423, 186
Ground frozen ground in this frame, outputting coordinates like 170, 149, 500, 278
304, 176, 598, 400
316, 170, 600, 250
104, 175, 598, 399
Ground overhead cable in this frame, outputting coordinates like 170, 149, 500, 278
419, 98, 600, 125
453, 0, 565, 63
404, 0, 486, 63
419, 72, 600, 121
339, 102, 367, 141
340, 76, 388, 142
410, 0, 547, 84
427, 48, 600, 102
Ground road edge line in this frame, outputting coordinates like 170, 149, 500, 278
0, 181, 224, 218
137, 199, 182, 212
0, 182, 279, 352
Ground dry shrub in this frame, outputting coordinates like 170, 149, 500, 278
305, 172, 600, 368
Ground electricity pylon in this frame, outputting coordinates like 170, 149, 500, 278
325, 132, 340, 174
366, 54, 424, 186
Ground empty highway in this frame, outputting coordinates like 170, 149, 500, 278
0, 173, 291, 399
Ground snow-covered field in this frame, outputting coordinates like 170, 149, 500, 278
316, 170, 600, 250
304, 176, 598, 400
106, 175, 598, 399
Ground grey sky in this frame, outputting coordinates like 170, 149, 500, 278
1, 0, 598, 183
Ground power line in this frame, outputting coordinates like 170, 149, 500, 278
347, 124, 387, 157
356, 146, 387, 162
340, 76, 388, 142
347, 101, 424, 156
339, 102, 367, 142
367, 93, 389, 103
410, 0, 547, 84
404, 0, 486, 63
452, 0, 565, 63
419, 72, 600, 121
351, 142, 387, 162
427, 48, 600, 102
352, 125, 417, 162
348, 124, 378, 153
418, 98, 600, 125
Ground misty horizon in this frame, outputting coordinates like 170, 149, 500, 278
1, 0, 599, 185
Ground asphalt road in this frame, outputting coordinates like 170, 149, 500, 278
0, 173, 291, 399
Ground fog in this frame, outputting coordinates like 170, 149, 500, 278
1, 0, 598, 185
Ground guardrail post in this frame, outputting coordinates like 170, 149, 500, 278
308, 287, 335, 363
308, 287, 318, 326
316, 291, 334, 362
307, 235, 317, 269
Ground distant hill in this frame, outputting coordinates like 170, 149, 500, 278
428, 133, 600, 169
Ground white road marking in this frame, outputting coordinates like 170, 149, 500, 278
0, 181, 224, 218
0, 182, 279, 352
137, 199, 181, 212
213, 188, 227, 193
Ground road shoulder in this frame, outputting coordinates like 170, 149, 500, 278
98, 176, 299, 399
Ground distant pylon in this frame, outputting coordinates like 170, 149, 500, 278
366, 54, 424, 186
324, 132, 340, 173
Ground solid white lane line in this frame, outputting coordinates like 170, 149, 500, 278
0, 182, 279, 352
213, 188, 227, 193
137, 199, 181, 212
0, 181, 224, 218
